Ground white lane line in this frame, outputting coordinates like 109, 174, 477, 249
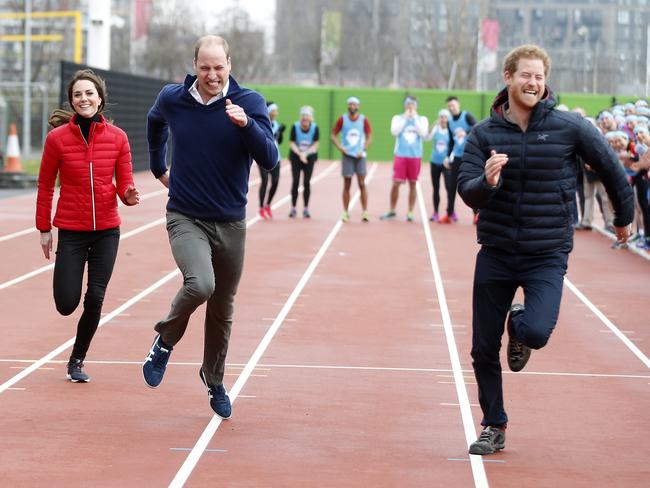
2, 358, 647, 380
441, 403, 480, 407
10, 366, 53, 370
224, 373, 267, 377
0, 187, 169, 243
564, 278, 650, 369
416, 182, 488, 488
168, 162, 377, 488
0, 264, 55, 291
0, 178, 278, 242
449, 458, 505, 464
591, 223, 650, 261
440, 381, 477, 385
0, 271, 180, 394
0, 162, 340, 394
0, 227, 36, 242
0, 216, 166, 291
0, 162, 334, 292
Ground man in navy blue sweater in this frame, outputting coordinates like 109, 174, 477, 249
142, 35, 278, 419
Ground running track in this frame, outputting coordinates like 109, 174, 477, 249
0, 161, 648, 487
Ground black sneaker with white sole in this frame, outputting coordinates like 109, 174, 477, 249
66, 357, 90, 383
199, 368, 232, 419
506, 303, 531, 372
469, 426, 506, 455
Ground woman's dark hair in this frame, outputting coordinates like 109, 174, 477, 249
48, 69, 107, 128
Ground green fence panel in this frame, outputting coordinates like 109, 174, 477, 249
555, 93, 615, 117
247, 84, 636, 161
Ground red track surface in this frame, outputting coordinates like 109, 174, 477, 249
0, 161, 648, 487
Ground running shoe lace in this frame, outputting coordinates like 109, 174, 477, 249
510, 340, 524, 357
478, 428, 494, 442
478, 427, 497, 442
145, 343, 169, 364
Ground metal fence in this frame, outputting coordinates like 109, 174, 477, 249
0, 82, 57, 162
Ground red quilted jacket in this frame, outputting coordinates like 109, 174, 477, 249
36, 114, 135, 232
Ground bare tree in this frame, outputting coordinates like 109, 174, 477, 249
415, 0, 478, 89
138, 1, 204, 81
210, 5, 269, 83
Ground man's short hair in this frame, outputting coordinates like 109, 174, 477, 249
194, 35, 230, 61
503, 44, 551, 77
445, 96, 459, 103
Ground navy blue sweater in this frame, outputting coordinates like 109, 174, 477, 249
148, 75, 278, 221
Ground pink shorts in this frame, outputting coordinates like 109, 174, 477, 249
392, 156, 422, 182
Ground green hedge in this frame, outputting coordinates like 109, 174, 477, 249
249, 84, 633, 162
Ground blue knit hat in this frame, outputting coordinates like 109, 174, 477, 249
404, 96, 417, 108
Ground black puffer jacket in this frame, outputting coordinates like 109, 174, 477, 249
458, 87, 634, 255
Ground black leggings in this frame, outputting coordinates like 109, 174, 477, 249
53, 227, 120, 360
430, 163, 456, 214
259, 162, 280, 207
290, 153, 316, 207
430, 163, 442, 212
447, 159, 460, 215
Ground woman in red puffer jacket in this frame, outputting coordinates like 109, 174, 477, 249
35, 69, 140, 383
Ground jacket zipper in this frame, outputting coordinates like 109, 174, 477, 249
514, 131, 527, 250
89, 161, 96, 230
79, 123, 97, 230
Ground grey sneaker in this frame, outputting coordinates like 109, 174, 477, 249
469, 426, 506, 455
506, 304, 531, 372
66, 358, 90, 383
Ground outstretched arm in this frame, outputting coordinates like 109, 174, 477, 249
575, 118, 634, 233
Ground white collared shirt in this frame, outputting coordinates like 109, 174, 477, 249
189, 78, 230, 105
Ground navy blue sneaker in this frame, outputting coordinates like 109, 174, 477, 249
506, 304, 531, 372
143, 334, 173, 388
199, 368, 232, 419
66, 357, 90, 383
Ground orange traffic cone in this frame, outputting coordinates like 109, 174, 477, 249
4, 123, 22, 172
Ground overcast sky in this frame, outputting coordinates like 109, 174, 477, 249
200, 0, 275, 31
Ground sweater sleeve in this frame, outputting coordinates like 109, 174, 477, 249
390, 115, 406, 136
575, 119, 634, 227
35, 133, 61, 232
239, 95, 279, 171
147, 89, 170, 179
457, 128, 500, 209
416, 116, 429, 137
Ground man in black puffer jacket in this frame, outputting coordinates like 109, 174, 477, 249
457, 44, 634, 456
